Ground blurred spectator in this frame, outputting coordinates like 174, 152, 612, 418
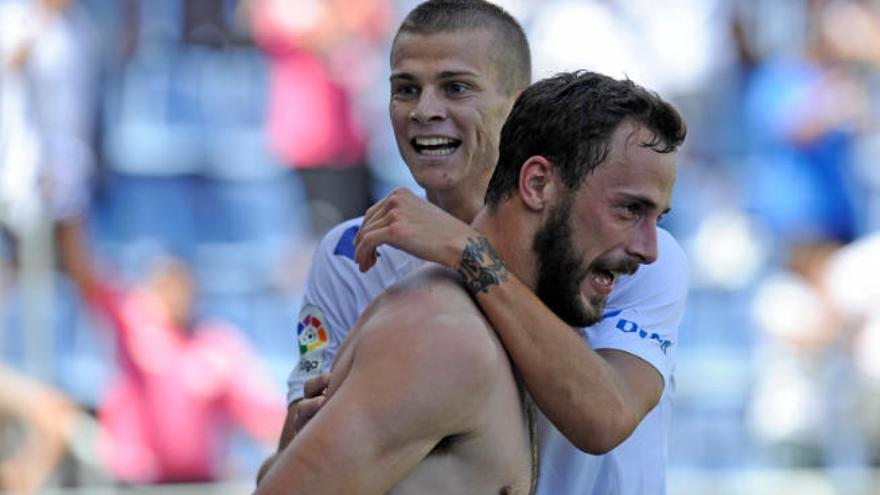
79, 257, 284, 483
0, 0, 99, 378
528, 0, 726, 97
825, 232, 880, 464
249, 0, 392, 237
744, 1, 879, 479
0, 362, 79, 494
0, 0, 98, 280
742, 0, 872, 245
748, 242, 845, 465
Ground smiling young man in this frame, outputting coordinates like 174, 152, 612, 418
260, 1, 530, 478
387, 22, 526, 223
260, 1, 690, 494
257, 69, 685, 495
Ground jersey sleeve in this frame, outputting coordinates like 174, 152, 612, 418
286, 220, 368, 404
584, 228, 689, 386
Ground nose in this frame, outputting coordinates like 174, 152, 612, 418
410, 88, 446, 123
627, 221, 659, 265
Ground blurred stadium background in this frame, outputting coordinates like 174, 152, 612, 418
1, 0, 880, 493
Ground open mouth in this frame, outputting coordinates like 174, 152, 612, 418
589, 269, 618, 293
587, 259, 638, 295
411, 136, 462, 156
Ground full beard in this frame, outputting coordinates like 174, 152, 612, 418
531, 196, 603, 328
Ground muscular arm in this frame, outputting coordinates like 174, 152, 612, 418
256, 376, 328, 483
461, 247, 663, 454
258, 220, 381, 483
354, 190, 684, 454
255, 401, 300, 484
256, 298, 499, 494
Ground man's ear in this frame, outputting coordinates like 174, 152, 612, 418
518, 155, 559, 212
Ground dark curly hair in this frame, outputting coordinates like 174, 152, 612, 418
484, 71, 687, 206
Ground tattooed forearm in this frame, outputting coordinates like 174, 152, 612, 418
457, 236, 509, 294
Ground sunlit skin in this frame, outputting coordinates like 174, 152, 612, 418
341, 115, 682, 461
561, 122, 676, 320
490, 121, 677, 328
389, 29, 516, 223
256, 26, 526, 487
264, 10, 684, 485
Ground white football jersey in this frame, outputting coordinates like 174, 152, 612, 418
286, 219, 689, 495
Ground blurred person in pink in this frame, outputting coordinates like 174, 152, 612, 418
249, 0, 393, 236
80, 258, 284, 483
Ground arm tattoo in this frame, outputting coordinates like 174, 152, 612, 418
456, 236, 509, 294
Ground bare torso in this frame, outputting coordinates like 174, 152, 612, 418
327, 267, 535, 495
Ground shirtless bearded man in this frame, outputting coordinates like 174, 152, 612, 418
256, 69, 686, 494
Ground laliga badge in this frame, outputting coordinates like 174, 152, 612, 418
297, 305, 330, 375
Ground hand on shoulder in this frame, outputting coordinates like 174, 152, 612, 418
355, 188, 479, 272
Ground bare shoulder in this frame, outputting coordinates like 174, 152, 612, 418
355, 266, 502, 393
317, 266, 503, 436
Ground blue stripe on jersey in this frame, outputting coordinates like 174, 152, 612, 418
333, 225, 360, 261
601, 308, 623, 321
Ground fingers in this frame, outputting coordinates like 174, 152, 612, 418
355, 188, 420, 271
296, 373, 331, 433
293, 396, 326, 433
354, 211, 388, 270
356, 205, 395, 271
356, 227, 391, 272
356, 189, 406, 245
356, 200, 386, 245
303, 372, 331, 399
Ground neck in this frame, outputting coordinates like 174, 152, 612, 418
470, 201, 539, 291
426, 188, 485, 224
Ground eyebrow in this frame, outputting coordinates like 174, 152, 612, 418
620, 193, 671, 216
390, 70, 480, 83
438, 70, 480, 79
390, 73, 413, 83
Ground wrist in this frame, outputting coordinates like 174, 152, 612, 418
444, 233, 472, 269
456, 236, 509, 294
